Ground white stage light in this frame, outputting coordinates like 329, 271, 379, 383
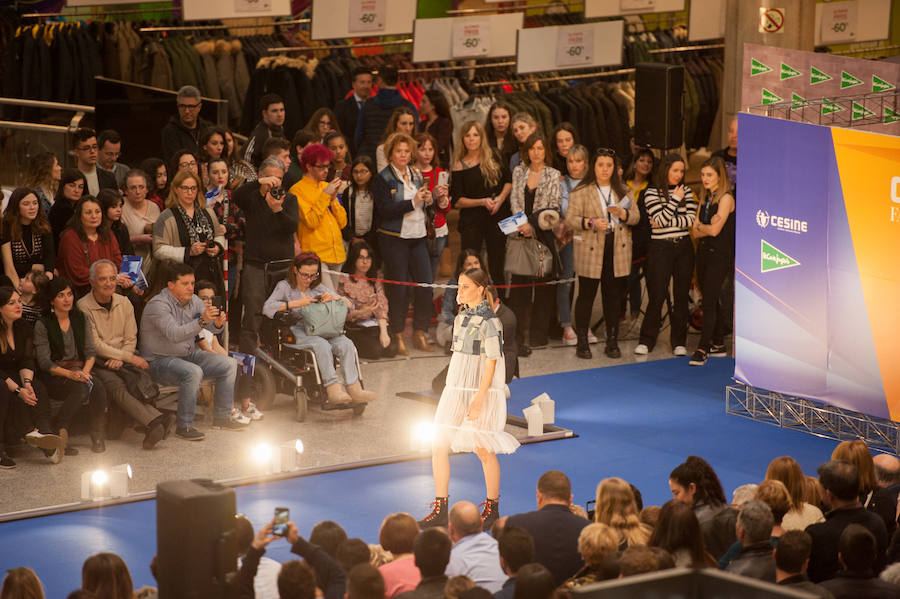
294, 439, 304, 454
252, 443, 273, 464
410, 421, 435, 451
81, 464, 132, 501
253, 440, 303, 473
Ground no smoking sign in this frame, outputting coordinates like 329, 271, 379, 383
759, 7, 785, 34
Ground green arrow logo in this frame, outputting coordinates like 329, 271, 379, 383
762, 88, 783, 105
751, 58, 772, 76
841, 71, 863, 89
791, 92, 808, 108
873, 75, 895, 93
761, 240, 800, 273
885, 107, 900, 124
810, 66, 832, 84
780, 63, 801, 80
852, 102, 875, 120
822, 99, 844, 115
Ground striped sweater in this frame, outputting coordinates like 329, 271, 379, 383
644, 185, 697, 240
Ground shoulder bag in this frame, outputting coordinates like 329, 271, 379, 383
298, 300, 349, 339
504, 235, 553, 278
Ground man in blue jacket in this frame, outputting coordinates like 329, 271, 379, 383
355, 66, 417, 161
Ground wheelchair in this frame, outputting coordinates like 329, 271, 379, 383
250, 259, 367, 422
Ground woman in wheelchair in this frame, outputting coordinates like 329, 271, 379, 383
262, 254, 377, 406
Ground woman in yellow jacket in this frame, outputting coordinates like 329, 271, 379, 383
290, 143, 348, 290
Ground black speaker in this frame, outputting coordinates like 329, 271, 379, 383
634, 63, 685, 150
157, 479, 238, 599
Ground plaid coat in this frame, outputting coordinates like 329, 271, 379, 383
565, 184, 639, 279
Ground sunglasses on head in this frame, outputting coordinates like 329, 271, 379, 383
596, 148, 616, 158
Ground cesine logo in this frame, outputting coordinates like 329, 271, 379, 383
756, 210, 770, 228
756, 210, 808, 234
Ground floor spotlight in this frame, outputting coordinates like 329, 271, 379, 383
81, 464, 132, 501
253, 440, 303, 473
252, 443, 273, 465
410, 421, 435, 451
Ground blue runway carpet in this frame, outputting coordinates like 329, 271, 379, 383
0, 358, 840, 596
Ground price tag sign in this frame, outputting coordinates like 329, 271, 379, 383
348, 0, 386, 34
556, 28, 594, 67
235, 0, 270, 12
452, 21, 491, 58
820, 0, 857, 44
619, 0, 655, 11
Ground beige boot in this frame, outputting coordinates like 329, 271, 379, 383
325, 383, 352, 404
346, 381, 377, 403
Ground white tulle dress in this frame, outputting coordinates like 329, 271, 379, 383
433, 301, 520, 455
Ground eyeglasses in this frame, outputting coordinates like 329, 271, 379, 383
178, 185, 198, 193
297, 272, 318, 280
180, 161, 198, 169
596, 148, 616, 157
198, 294, 215, 302
77, 144, 98, 152
352, 169, 370, 176
177, 103, 202, 110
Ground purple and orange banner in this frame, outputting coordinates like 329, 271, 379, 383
736, 113, 900, 420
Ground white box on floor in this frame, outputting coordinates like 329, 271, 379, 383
523, 405, 544, 436
531, 393, 555, 424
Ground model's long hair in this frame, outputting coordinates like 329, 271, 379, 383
461, 267, 493, 306
452, 120, 501, 188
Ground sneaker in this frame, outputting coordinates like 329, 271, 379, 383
47, 448, 62, 464
242, 402, 264, 421
230, 408, 251, 425
0, 454, 15, 469
561, 327, 578, 346
634, 344, 649, 355
176, 427, 206, 441
673, 345, 687, 356
24, 429, 62, 451
587, 330, 599, 344
213, 418, 248, 431
709, 344, 727, 357
689, 350, 708, 366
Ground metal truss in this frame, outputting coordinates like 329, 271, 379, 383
726, 385, 900, 454
746, 89, 900, 129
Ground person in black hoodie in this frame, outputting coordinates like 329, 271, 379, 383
244, 93, 286, 169
160, 86, 213, 161
355, 66, 417, 161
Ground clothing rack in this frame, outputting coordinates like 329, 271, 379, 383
647, 42, 724, 54
828, 44, 900, 56
397, 61, 517, 74
446, 1, 582, 15
22, 3, 176, 19
472, 67, 636, 88
139, 18, 310, 33
267, 38, 413, 53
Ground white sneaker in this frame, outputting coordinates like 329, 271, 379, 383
242, 402, 264, 421
634, 344, 649, 355
587, 330, 599, 344
230, 408, 251, 425
673, 345, 687, 356
561, 327, 577, 346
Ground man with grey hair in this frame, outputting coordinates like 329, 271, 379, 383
78, 259, 173, 449
731, 483, 759, 508
233, 157, 300, 355
161, 85, 213, 160
445, 501, 507, 593
725, 499, 776, 582
873, 453, 900, 537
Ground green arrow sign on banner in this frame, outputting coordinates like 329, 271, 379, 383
822, 99, 844, 115
810, 66, 832, 84
873, 75, 896, 93
761, 240, 800, 273
852, 102, 875, 120
884, 107, 900, 124
751, 58, 772, 76
791, 92, 808, 108
780, 63, 802, 80
841, 71, 863, 89
762, 89, 783, 105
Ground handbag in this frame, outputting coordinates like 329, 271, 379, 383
115, 364, 160, 404
298, 299, 349, 339
504, 235, 554, 278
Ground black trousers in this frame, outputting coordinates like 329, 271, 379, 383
696, 243, 733, 350
509, 274, 556, 347
574, 234, 627, 339
239, 261, 267, 354
460, 219, 506, 286
639, 237, 695, 349
0, 377, 52, 451
41, 374, 107, 434
346, 326, 389, 360
378, 233, 434, 335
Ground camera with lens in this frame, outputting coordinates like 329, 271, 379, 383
269, 186, 285, 200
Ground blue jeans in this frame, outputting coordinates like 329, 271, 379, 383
288, 327, 359, 387
429, 234, 449, 280
556, 242, 574, 327
150, 350, 237, 429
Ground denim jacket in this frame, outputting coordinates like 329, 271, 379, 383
374, 165, 425, 236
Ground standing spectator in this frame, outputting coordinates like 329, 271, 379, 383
593, 477, 651, 549
72, 128, 117, 197
668, 455, 737, 560
566, 148, 637, 360
622, 148, 654, 321
375, 107, 417, 173
508, 114, 538, 172
495, 526, 535, 599
712, 117, 738, 191
374, 133, 434, 355
223, 128, 258, 190
34, 276, 108, 454
121, 169, 161, 272
284, 129, 317, 192
139, 158, 168, 211
419, 91, 453, 170
169, 149, 201, 180
649, 500, 718, 568
378, 513, 421, 599
56, 196, 123, 298
98, 189, 134, 257
396, 529, 452, 599
450, 120, 511, 288
139, 262, 242, 440
205, 158, 245, 302
505, 471, 590, 585
152, 170, 225, 297
1, 188, 55, 292
774, 530, 835, 599
564, 523, 619, 588
414, 133, 451, 277
356, 66, 417, 161
22, 151, 61, 217
234, 158, 299, 355
821, 525, 900, 599
336, 67, 374, 156
78, 260, 170, 450
445, 502, 508, 593
325, 132, 352, 183
198, 126, 227, 187
161, 85, 213, 161
259, 138, 294, 189
766, 456, 825, 531
507, 134, 561, 352
82, 552, 134, 599
340, 242, 392, 360
290, 143, 347, 291
551, 122, 577, 177
724, 500, 776, 582
873, 454, 900, 515
97, 129, 130, 188
636, 153, 697, 356
807, 460, 889, 582
304, 108, 339, 144
245, 94, 286, 168
689, 157, 735, 367
833, 440, 897, 536
558, 144, 588, 347
484, 101, 515, 159
340, 156, 379, 252
49, 169, 87, 251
